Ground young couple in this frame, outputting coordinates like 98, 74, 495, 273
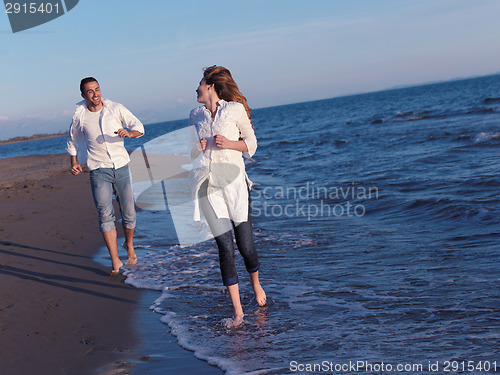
66, 66, 266, 324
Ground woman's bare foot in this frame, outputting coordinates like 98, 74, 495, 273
223, 314, 245, 328
232, 314, 245, 327
249, 271, 267, 306
253, 284, 267, 306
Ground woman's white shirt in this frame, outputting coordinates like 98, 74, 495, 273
189, 100, 257, 223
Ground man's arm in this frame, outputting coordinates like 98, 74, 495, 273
70, 155, 83, 175
66, 111, 86, 175
116, 128, 143, 138
116, 103, 145, 137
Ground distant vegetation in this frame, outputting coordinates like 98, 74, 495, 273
0, 131, 66, 145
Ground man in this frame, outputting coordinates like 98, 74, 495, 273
66, 77, 144, 276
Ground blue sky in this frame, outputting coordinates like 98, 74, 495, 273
1, 0, 500, 140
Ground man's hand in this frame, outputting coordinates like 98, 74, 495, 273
70, 163, 83, 175
115, 129, 143, 138
116, 128, 131, 138
69, 155, 82, 175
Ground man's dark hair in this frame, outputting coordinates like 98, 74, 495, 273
80, 77, 99, 94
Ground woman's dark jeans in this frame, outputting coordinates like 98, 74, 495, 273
198, 179, 259, 286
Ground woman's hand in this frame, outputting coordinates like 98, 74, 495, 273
214, 134, 230, 149
200, 138, 207, 151
214, 135, 249, 152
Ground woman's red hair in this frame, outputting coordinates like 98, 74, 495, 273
203, 66, 252, 121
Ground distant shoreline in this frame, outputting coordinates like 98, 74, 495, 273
0, 132, 66, 146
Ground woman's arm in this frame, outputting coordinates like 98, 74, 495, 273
214, 135, 248, 151
215, 103, 256, 155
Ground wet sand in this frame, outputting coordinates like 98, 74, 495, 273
0, 154, 221, 375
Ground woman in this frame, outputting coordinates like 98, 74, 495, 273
189, 66, 266, 325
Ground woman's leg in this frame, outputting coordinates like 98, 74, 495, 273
227, 284, 244, 325
199, 181, 238, 285
234, 221, 266, 306
233, 191, 266, 306
198, 180, 243, 319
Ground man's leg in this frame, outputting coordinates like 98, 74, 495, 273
90, 168, 120, 273
114, 165, 137, 264
103, 229, 122, 272
123, 227, 137, 265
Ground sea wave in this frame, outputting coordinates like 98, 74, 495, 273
474, 131, 500, 143
370, 106, 496, 125
483, 97, 500, 104
403, 197, 499, 224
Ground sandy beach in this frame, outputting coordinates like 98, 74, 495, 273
0, 154, 221, 375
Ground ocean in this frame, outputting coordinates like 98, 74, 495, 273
2, 74, 499, 374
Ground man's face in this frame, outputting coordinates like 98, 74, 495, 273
81, 81, 102, 108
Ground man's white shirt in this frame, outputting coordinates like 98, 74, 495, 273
66, 99, 144, 170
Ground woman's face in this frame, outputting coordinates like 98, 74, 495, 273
196, 78, 211, 104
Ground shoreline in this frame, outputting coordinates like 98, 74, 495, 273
0, 153, 221, 375
0, 133, 66, 146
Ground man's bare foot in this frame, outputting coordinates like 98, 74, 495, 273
253, 284, 267, 306
123, 242, 137, 264
109, 261, 124, 277
125, 256, 138, 266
